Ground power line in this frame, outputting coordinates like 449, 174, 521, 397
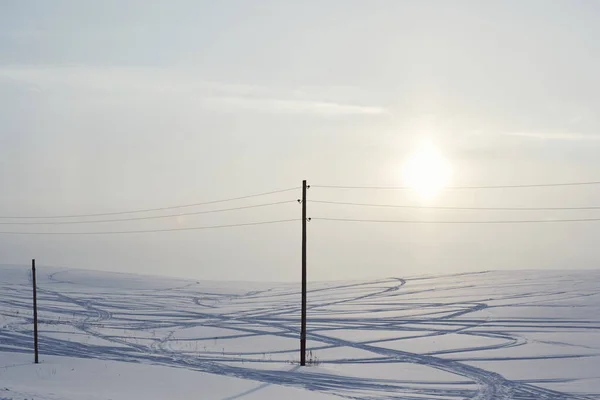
0, 187, 300, 220
312, 181, 600, 190
0, 219, 298, 235
311, 200, 600, 211
313, 217, 600, 224
0, 200, 297, 225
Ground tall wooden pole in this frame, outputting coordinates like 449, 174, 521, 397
32, 259, 39, 364
300, 180, 307, 366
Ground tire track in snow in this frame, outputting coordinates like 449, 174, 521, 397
185, 278, 592, 400
5, 268, 599, 399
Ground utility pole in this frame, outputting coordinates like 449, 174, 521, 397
32, 259, 39, 364
300, 180, 307, 366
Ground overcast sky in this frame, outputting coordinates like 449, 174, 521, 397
1, 0, 600, 281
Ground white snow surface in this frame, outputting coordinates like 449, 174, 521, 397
1, 265, 599, 399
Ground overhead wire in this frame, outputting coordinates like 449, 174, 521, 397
310, 200, 600, 211
5, 180, 600, 232
312, 181, 600, 190
0, 187, 300, 219
0, 219, 299, 235
0, 200, 297, 225
313, 217, 600, 224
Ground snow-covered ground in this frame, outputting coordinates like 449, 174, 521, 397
1, 265, 599, 399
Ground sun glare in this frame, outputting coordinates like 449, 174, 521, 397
403, 141, 452, 199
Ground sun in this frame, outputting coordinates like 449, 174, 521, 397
402, 141, 452, 199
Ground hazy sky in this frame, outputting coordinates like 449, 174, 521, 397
1, 1, 600, 281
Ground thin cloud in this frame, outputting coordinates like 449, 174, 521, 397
0, 65, 264, 95
0, 65, 387, 116
504, 131, 600, 141
205, 97, 386, 115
